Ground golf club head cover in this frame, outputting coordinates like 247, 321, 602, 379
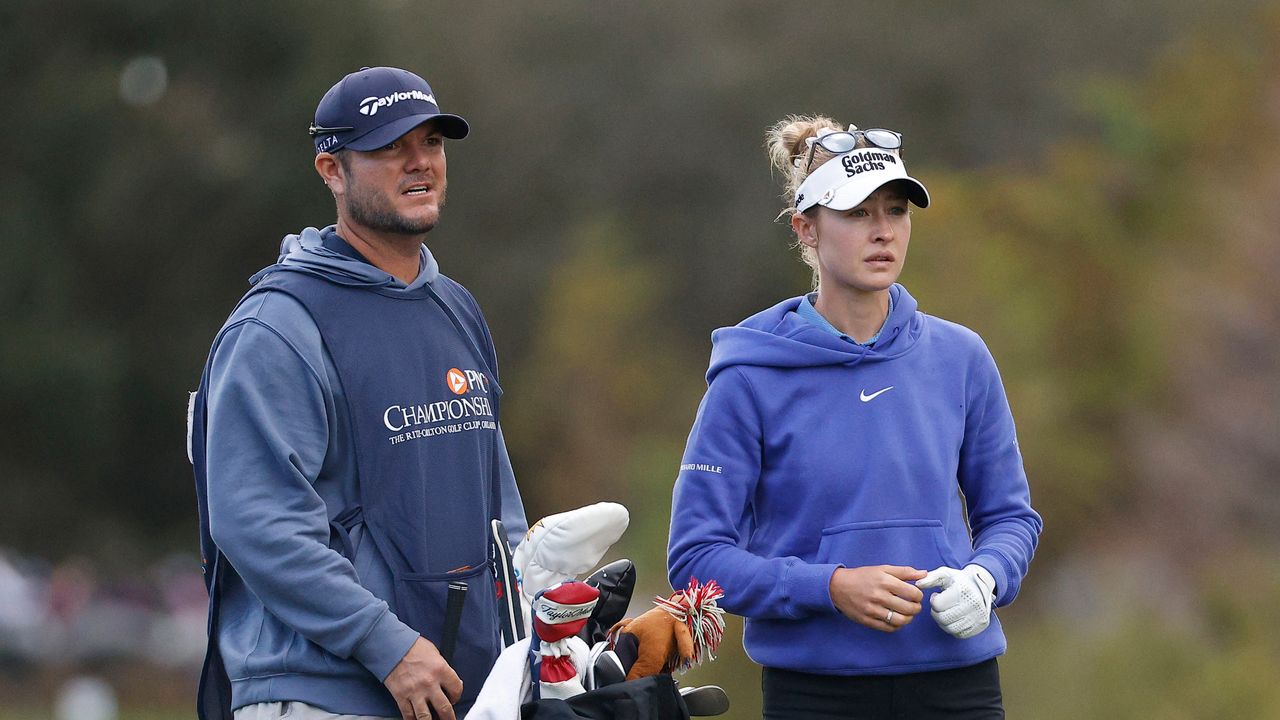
608, 606, 691, 681
530, 581, 600, 700
915, 564, 996, 639
580, 558, 637, 645
607, 579, 726, 681
512, 502, 630, 604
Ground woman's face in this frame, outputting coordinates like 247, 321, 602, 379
794, 184, 912, 297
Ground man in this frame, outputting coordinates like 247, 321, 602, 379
188, 66, 528, 720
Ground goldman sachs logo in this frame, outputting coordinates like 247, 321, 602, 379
383, 367, 493, 432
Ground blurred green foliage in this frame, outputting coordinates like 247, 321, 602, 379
3, 1, 1279, 717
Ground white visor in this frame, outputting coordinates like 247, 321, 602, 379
795, 146, 930, 213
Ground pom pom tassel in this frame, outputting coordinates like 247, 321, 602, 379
654, 578, 726, 671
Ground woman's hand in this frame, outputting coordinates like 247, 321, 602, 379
829, 565, 926, 632
915, 564, 997, 639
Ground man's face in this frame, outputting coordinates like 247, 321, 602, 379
337, 122, 448, 236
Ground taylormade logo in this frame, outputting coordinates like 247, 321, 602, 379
535, 600, 596, 624
358, 90, 436, 116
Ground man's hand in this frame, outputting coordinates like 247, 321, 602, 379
383, 637, 463, 720
829, 565, 926, 633
915, 564, 996, 639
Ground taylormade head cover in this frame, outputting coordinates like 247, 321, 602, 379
531, 581, 599, 700
915, 564, 996, 640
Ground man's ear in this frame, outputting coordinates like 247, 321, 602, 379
315, 152, 345, 195
792, 212, 818, 249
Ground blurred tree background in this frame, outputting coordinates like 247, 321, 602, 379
2, 1, 1279, 717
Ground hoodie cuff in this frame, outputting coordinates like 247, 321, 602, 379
969, 554, 1011, 607
352, 611, 421, 682
783, 560, 843, 618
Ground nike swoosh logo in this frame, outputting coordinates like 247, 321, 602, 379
860, 386, 894, 402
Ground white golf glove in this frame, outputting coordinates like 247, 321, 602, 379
915, 564, 996, 640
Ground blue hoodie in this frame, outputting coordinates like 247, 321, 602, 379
667, 284, 1041, 675
199, 226, 527, 715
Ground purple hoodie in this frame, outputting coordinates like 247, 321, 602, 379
667, 284, 1041, 675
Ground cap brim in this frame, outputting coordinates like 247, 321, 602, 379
344, 112, 470, 151
826, 176, 930, 210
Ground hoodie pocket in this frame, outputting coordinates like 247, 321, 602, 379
818, 518, 961, 571
748, 519, 994, 673
240, 613, 339, 678
394, 562, 498, 707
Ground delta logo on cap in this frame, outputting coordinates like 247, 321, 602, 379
310, 66, 469, 154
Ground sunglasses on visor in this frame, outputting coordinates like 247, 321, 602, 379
798, 126, 903, 172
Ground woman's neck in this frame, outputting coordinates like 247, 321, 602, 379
812, 285, 891, 344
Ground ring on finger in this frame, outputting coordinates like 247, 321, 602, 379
885, 609, 895, 624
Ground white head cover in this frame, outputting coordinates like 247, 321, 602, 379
512, 502, 630, 602
795, 145, 930, 213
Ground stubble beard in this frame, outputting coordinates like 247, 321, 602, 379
343, 180, 446, 236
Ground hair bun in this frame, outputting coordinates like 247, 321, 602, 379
765, 114, 842, 203
764, 114, 844, 287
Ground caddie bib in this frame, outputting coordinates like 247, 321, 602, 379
227, 267, 503, 711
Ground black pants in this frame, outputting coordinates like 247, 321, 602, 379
762, 659, 1003, 720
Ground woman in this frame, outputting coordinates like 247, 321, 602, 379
667, 115, 1042, 719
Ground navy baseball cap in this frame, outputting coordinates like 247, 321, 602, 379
309, 67, 469, 154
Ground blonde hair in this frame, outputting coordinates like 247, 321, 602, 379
765, 114, 849, 283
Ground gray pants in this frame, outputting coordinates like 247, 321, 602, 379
234, 701, 395, 720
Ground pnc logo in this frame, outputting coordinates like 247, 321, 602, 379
446, 368, 489, 395
446, 368, 470, 395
